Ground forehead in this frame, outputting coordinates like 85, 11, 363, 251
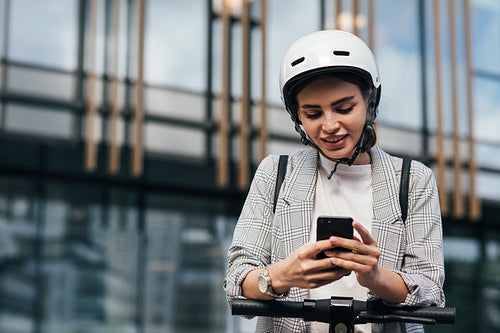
297, 76, 362, 101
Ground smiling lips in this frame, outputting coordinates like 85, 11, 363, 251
322, 134, 347, 145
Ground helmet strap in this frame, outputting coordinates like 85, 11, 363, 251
294, 122, 361, 179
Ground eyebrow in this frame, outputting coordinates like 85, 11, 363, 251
300, 96, 355, 109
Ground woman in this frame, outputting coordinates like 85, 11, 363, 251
225, 30, 445, 333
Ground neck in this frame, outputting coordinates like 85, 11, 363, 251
355, 151, 371, 165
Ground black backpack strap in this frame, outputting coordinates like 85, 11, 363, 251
273, 155, 288, 214
399, 158, 412, 223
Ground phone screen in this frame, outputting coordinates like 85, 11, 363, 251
316, 216, 353, 259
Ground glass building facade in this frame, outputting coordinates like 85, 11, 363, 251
0, 0, 499, 332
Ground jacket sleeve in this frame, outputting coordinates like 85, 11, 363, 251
397, 162, 446, 307
224, 155, 278, 301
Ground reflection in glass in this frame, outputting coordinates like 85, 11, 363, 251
145, 193, 237, 332
472, 0, 500, 74
473, 77, 500, 143
0, 178, 38, 333
6, 65, 76, 101
266, 0, 320, 106
5, 104, 73, 139
145, 87, 205, 121
7, 0, 79, 70
144, 122, 205, 157
38, 184, 139, 333
375, 0, 421, 128
144, 0, 207, 91
477, 171, 500, 201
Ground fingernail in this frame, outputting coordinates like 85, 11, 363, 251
330, 236, 338, 242
330, 257, 337, 263
324, 250, 333, 256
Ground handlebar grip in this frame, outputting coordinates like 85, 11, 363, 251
384, 307, 456, 325
231, 299, 303, 318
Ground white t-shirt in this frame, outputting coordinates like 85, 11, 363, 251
309, 155, 373, 333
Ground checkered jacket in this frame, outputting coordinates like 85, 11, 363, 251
225, 146, 445, 333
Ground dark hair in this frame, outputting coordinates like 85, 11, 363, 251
288, 71, 377, 152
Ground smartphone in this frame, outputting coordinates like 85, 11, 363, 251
316, 216, 354, 259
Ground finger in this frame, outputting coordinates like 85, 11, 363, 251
328, 247, 380, 271
321, 236, 369, 258
309, 268, 352, 286
353, 221, 376, 246
327, 241, 379, 258
326, 235, 360, 253
313, 237, 343, 254
330, 256, 365, 272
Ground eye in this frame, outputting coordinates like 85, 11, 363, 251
304, 112, 321, 119
336, 106, 354, 114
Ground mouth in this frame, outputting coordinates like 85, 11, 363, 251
322, 135, 347, 144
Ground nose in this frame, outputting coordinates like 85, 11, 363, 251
322, 113, 340, 133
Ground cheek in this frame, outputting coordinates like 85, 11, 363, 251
298, 115, 317, 132
347, 111, 366, 131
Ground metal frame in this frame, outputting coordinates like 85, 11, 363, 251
84, 0, 98, 172
464, 0, 480, 220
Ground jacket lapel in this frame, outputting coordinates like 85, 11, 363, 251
278, 148, 318, 257
370, 146, 401, 224
370, 146, 404, 270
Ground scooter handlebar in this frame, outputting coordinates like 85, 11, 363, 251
231, 298, 455, 326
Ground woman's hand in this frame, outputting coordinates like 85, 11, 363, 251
324, 221, 409, 303
242, 237, 351, 300
269, 238, 351, 294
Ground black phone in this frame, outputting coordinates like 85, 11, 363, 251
316, 216, 354, 259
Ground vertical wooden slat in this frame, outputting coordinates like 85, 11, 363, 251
464, 0, 481, 220
433, 0, 448, 215
132, 0, 145, 177
216, 0, 231, 187
238, 0, 251, 190
108, 0, 121, 174
336, 0, 342, 29
368, 0, 375, 50
449, 0, 464, 217
320, 0, 326, 30
85, 0, 99, 172
352, 0, 359, 36
0, 14, 3, 124
0, 0, 4, 110
259, 0, 268, 161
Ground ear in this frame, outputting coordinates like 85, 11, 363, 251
358, 124, 375, 151
366, 92, 378, 123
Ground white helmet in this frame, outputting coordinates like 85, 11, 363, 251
279, 30, 381, 122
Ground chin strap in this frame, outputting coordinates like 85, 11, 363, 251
294, 122, 366, 179
326, 139, 362, 179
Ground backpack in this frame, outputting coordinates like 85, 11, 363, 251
272, 155, 412, 223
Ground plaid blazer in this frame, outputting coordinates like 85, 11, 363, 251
225, 146, 445, 333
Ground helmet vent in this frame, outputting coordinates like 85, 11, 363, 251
291, 57, 305, 66
333, 50, 350, 56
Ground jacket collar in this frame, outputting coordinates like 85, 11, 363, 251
280, 146, 401, 223
280, 147, 318, 205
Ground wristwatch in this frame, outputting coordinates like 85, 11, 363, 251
258, 267, 284, 298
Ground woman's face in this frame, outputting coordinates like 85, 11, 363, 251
296, 76, 370, 164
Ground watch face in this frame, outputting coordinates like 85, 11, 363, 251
258, 273, 268, 293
